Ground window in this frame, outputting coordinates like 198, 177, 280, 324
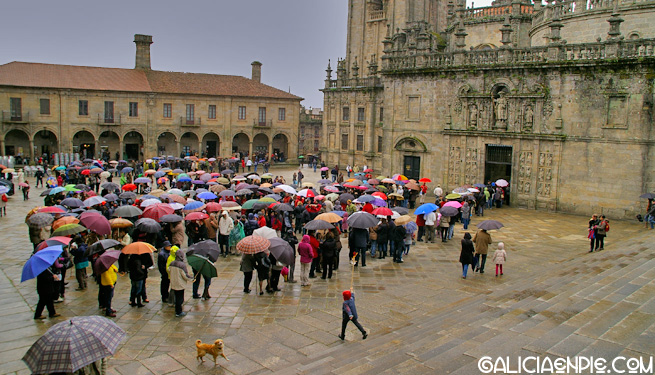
356, 134, 364, 151
208, 105, 216, 119
342, 107, 350, 121
186, 104, 195, 124
380, 107, 384, 122
104, 101, 114, 123
238, 106, 246, 120
341, 134, 349, 150
314, 127, 320, 137
378, 136, 383, 152
163, 103, 172, 118
10, 98, 21, 120
278, 107, 286, 121
314, 140, 319, 151
358, 107, 365, 122
129, 102, 138, 117
79, 100, 88, 116
40, 99, 50, 115
258, 107, 266, 125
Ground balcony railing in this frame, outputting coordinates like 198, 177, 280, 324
97, 113, 121, 125
2, 111, 29, 123
253, 119, 273, 127
180, 117, 202, 126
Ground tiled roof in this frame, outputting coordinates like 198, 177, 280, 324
0, 61, 302, 100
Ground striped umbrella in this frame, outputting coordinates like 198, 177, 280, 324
27, 213, 54, 228
236, 235, 270, 255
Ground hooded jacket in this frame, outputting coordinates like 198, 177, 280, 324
169, 250, 192, 290
298, 235, 315, 263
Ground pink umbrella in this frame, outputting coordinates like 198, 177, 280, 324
443, 201, 462, 209
142, 203, 175, 221
79, 214, 112, 236
320, 167, 329, 171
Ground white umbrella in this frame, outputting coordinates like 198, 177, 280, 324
253, 226, 278, 239
140, 199, 161, 208
495, 179, 509, 187
168, 203, 185, 210
275, 184, 297, 195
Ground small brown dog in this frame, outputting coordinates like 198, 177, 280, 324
196, 339, 229, 365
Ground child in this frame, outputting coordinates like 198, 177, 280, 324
99, 263, 118, 317
492, 242, 507, 277
339, 289, 367, 340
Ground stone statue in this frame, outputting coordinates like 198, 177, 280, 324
469, 104, 478, 129
494, 92, 508, 128
524, 104, 534, 132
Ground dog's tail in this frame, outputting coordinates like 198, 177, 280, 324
196, 339, 202, 348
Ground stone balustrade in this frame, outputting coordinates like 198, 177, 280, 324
324, 76, 382, 89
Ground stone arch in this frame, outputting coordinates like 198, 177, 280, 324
180, 131, 199, 157
122, 130, 144, 161
32, 129, 59, 158
474, 44, 496, 50
253, 133, 269, 159
98, 130, 120, 160
4, 128, 31, 158
394, 136, 428, 153
272, 133, 289, 161
202, 132, 220, 158
72, 130, 96, 159
157, 132, 178, 157
628, 32, 641, 40
232, 133, 250, 155
490, 80, 512, 97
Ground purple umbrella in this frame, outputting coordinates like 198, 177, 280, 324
94, 249, 122, 274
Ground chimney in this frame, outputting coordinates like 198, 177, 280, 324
134, 34, 153, 70
251, 61, 262, 83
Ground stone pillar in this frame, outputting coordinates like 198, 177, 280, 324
607, 13, 624, 40
454, 22, 468, 51
119, 140, 124, 160
134, 34, 153, 70
248, 141, 253, 158
29, 139, 35, 162
0, 139, 5, 156
500, 16, 513, 47
268, 140, 273, 159
176, 140, 181, 158
95, 140, 100, 159
251, 61, 262, 83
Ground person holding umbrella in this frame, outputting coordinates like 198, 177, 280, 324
157, 241, 172, 302
320, 232, 338, 279
98, 258, 118, 317
169, 248, 193, 317
34, 266, 61, 319
473, 229, 492, 273
127, 254, 146, 307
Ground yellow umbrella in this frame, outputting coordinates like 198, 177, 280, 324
315, 212, 343, 223
260, 183, 273, 188
149, 189, 165, 197
2, 168, 15, 173
259, 197, 276, 203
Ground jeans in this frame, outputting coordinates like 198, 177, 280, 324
389, 241, 396, 258
393, 241, 404, 262
370, 240, 377, 257
322, 257, 334, 278
100, 285, 114, 316
595, 234, 605, 250
192, 274, 212, 298
462, 264, 469, 278
404, 244, 410, 255
378, 241, 387, 258
462, 218, 470, 230
488, 199, 493, 209
130, 279, 144, 304
447, 224, 455, 240
218, 234, 229, 254
174, 289, 184, 315
417, 226, 425, 241
351, 247, 366, 266
475, 254, 487, 272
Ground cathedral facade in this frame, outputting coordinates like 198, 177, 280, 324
321, 0, 655, 218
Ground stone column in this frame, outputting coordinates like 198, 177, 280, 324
0, 139, 5, 156
176, 140, 181, 158
29, 139, 35, 162
248, 141, 253, 159
268, 140, 273, 159
95, 140, 100, 159
198, 140, 203, 157
119, 140, 124, 160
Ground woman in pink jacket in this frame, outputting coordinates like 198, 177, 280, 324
297, 235, 315, 287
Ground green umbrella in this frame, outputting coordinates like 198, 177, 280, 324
64, 184, 79, 192
241, 199, 260, 210
187, 255, 217, 279
52, 223, 86, 236
298, 156, 304, 159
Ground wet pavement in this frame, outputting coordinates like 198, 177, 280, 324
1, 165, 654, 374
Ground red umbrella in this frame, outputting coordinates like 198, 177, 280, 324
122, 183, 137, 191
372, 207, 393, 216
185, 212, 209, 221
80, 169, 91, 176
372, 192, 387, 200
419, 178, 432, 183
205, 202, 223, 213
363, 168, 373, 173
38, 206, 66, 214
79, 214, 112, 236
142, 203, 174, 221
36, 237, 73, 251
47, 236, 73, 245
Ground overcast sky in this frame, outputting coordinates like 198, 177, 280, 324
1, 0, 486, 109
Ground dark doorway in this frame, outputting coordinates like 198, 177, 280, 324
206, 141, 217, 158
485, 144, 512, 187
403, 156, 421, 180
125, 144, 139, 161
78, 143, 94, 159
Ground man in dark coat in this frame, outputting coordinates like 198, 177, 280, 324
348, 227, 369, 267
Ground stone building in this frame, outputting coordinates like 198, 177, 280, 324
0, 34, 302, 163
321, 0, 655, 218
298, 107, 323, 157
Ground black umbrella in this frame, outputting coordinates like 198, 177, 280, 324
118, 192, 137, 200
85, 239, 121, 257
160, 214, 183, 223
61, 198, 85, 208
40, 189, 52, 196
640, 193, 655, 199
187, 240, 220, 262
134, 218, 161, 233
439, 206, 459, 217
338, 193, 355, 204
252, 202, 270, 211
304, 219, 335, 230
103, 193, 119, 202
220, 169, 234, 174
272, 203, 294, 212
476, 220, 504, 230
101, 182, 120, 192
347, 211, 378, 229
268, 237, 294, 265
113, 205, 142, 217
257, 187, 273, 194
391, 207, 409, 215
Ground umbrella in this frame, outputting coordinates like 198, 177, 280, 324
476, 220, 504, 230
315, 212, 343, 223
303, 219, 335, 230
2, 168, 15, 173
22, 315, 125, 374
253, 226, 278, 239
121, 167, 134, 173
495, 179, 509, 187
121, 183, 137, 191
109, 218, 133, 229
168, 203, 185, 210
268, 237, 295, 266
21, 246, 63, 282
101, 182, 120, 191
445, 193, 462, 200
187, 255, 218, 279
394, 215, 413, 225
52, 223, 86, 236
134, 218, 161, 233
221, 169, 234, 175
439, 206, 459, 217
185, 212, 209, 221
103, 193, 119, 202
113, 205, 143, 217
84, 196, 106, 208
241, 199, 260, 210
121, 241, 156, 254
27, 213, 55, 228
357, 195, 376, 203
272, 203, 294, 212
418, 178, 432, 183
85, 239, 121, 257
297, 189, 315, 198
119, 191, 137, 201
391, 207, 409, 215
160, 214, 184, 223
187, 240, 220, 262
237, 235, 271, 254
60, 198, 84, 208
404, 221, 418, 233
140, 198, 161, 208
92, 248, 121, 273
142, 204, 174, 221
205, 202, 223, 212
198, 191, 218, 200
149, 189, 166, 197
348, 212, 378, 229
134, 177, 151, 184
221, 201, 242, 211
371, 207, 393, 216
265, 193, 282, 201
444, 201, 463, 208
275, 184, 297, 195
414, 203, 438, 215
79, 214, 111, 236
38, 206, 66, 214
52, 216, 80, 230
640, 193, 655, 199
183, 201, 206, 213
338, 193, 355, 203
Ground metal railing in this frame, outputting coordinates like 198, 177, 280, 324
253, 119, 273, 127
97, 113, 121, 125
2, 111, 29, 123
180, 117, 202, 126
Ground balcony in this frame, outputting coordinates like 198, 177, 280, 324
253, 119, 273, 127
181, 117, 202, 126
97, 113, 121, 125
2, 111, 29, 123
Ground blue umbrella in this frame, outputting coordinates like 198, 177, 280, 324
357, 195, 376, 203
331, 210, 347, 217
134, 177, 151, 184
197, 192, 217, 200
49, 187, 66, 195
21, 246, 63, 282
154, 171, 166, 178
184, 201, 205, 211
414, 203, 438, 215
121, 167, 133, 173
404, 221, 418, 234
473, 183, 486, 188
178, 177, 192, 182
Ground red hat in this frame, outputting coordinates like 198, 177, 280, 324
342, 290, 352, 301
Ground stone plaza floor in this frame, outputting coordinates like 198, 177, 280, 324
1, 165, 654, 374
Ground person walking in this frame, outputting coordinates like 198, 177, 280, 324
338, 290, 367, 340
33, 267, 61, 319
492, 242, 507, 277
459, 232, 475, 279
169, 250, 192, 317
298, 235, 315, 286
473, 229, 492, 273
439, 213, 450, 242
433, 185, 443, 204
461, 201, 471, 230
